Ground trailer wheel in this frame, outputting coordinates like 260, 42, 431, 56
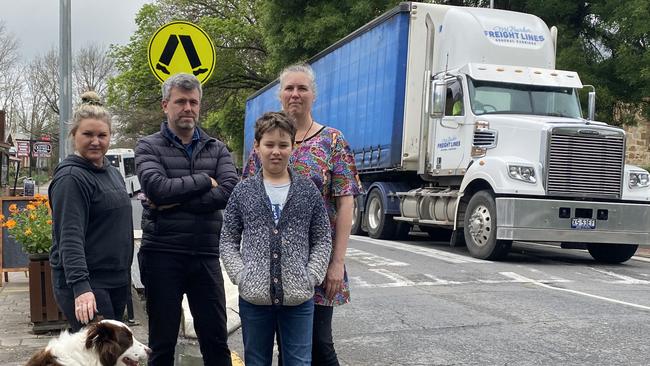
365, 189, 398, 239
587, 243, 638, 263
350, 196, 365, 235
463, 190, 511, 260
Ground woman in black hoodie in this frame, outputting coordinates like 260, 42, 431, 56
49, 92, 133, 332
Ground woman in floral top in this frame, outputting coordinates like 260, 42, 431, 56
244, 63, 362, 365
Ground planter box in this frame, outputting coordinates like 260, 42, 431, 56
28, 254, 67, 333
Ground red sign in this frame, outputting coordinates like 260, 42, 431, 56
16, 141, 30, 157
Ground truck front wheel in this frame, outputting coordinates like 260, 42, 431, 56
587, 243, 638, 263
463, 190, 512, 260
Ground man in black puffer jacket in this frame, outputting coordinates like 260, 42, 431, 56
135, 73, 238, 366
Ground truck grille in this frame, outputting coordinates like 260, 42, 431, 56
546, 127, 624, 198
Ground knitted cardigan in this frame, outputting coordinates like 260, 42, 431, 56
219, 169, 332, 306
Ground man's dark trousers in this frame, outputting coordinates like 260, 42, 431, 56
139, 250, 232, 366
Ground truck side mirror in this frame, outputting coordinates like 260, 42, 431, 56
587, 91, 596, 121
430, 81, 446, 118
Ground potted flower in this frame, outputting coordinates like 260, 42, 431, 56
3, 193, 52, 257
1, 194, 66, 332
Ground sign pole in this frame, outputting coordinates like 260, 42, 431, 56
59, 0, 71, 162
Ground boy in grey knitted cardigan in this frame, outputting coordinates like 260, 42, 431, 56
220, 112, 332, 365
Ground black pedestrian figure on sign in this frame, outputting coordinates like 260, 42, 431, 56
156, 34, 208, 76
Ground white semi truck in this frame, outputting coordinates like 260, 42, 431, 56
243, 2, 650, 262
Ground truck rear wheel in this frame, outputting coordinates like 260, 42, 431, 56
587, 243, 638, 263
463, 190, 511, 260
366, 189, 399, 239
350, 196, 365, 235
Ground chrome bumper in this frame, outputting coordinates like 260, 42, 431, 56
495, 197, 650, 245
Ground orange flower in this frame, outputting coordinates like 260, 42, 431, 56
0, 214, 4, 221
26, 204, 36, 211
24, 228, 32, 236
29, 214, 37, 221
47, 220, 53, 225
8, 204, 17, 213
5, 219, 16, 229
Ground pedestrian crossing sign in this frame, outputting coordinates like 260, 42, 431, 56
148, 21, 216, 84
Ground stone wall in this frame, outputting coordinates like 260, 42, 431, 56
622, 110, 650, 169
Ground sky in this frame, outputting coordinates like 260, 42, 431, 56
1, 0, 152, 62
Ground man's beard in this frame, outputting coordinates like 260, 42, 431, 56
174, 117, 196, 130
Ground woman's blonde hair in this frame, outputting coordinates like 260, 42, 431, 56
69, 91, 112, 137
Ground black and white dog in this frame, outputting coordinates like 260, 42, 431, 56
26, 319, 150, 366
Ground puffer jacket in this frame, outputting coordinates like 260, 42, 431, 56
220, 170, 332, 306
135, 122, 238, 255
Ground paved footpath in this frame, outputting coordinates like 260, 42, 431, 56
0, 232, 242, 365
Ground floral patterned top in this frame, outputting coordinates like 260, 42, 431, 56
244, 125, 363, 306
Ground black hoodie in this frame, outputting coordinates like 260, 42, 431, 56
49, 154, 133, 297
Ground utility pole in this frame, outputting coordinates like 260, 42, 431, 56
59, 0, 71, 162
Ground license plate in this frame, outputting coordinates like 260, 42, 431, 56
571, 218, 596, 230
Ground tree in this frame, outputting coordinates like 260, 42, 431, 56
486, 0, 650, 123
29, 48, 60, 115
13, 68, 58, 142
0, 21, 19, 80
7, 43, 117, 163
0, 20, 21, 134
107, 0, 270, 156
260, 0, 400, 74
107, 3, 169, 146
74, 44, 116, 96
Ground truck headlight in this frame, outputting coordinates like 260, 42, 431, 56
629, 171, 650, 188
508, 165, 536, 184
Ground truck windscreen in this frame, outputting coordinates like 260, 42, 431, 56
467, 78, 582, 118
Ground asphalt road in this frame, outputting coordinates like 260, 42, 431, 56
229, 233, 650, 366
132, 200, 650, 365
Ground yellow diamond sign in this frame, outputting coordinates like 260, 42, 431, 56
148, 21, 216, 84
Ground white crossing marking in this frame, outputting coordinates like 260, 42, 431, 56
588, 267, 650, 285
371, 269, 417, 286
500, 272, 650, 311
346, 248, 409, 267
351, 235, 489, 264
349, 269, 569, 289
519, 267, 572, 284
